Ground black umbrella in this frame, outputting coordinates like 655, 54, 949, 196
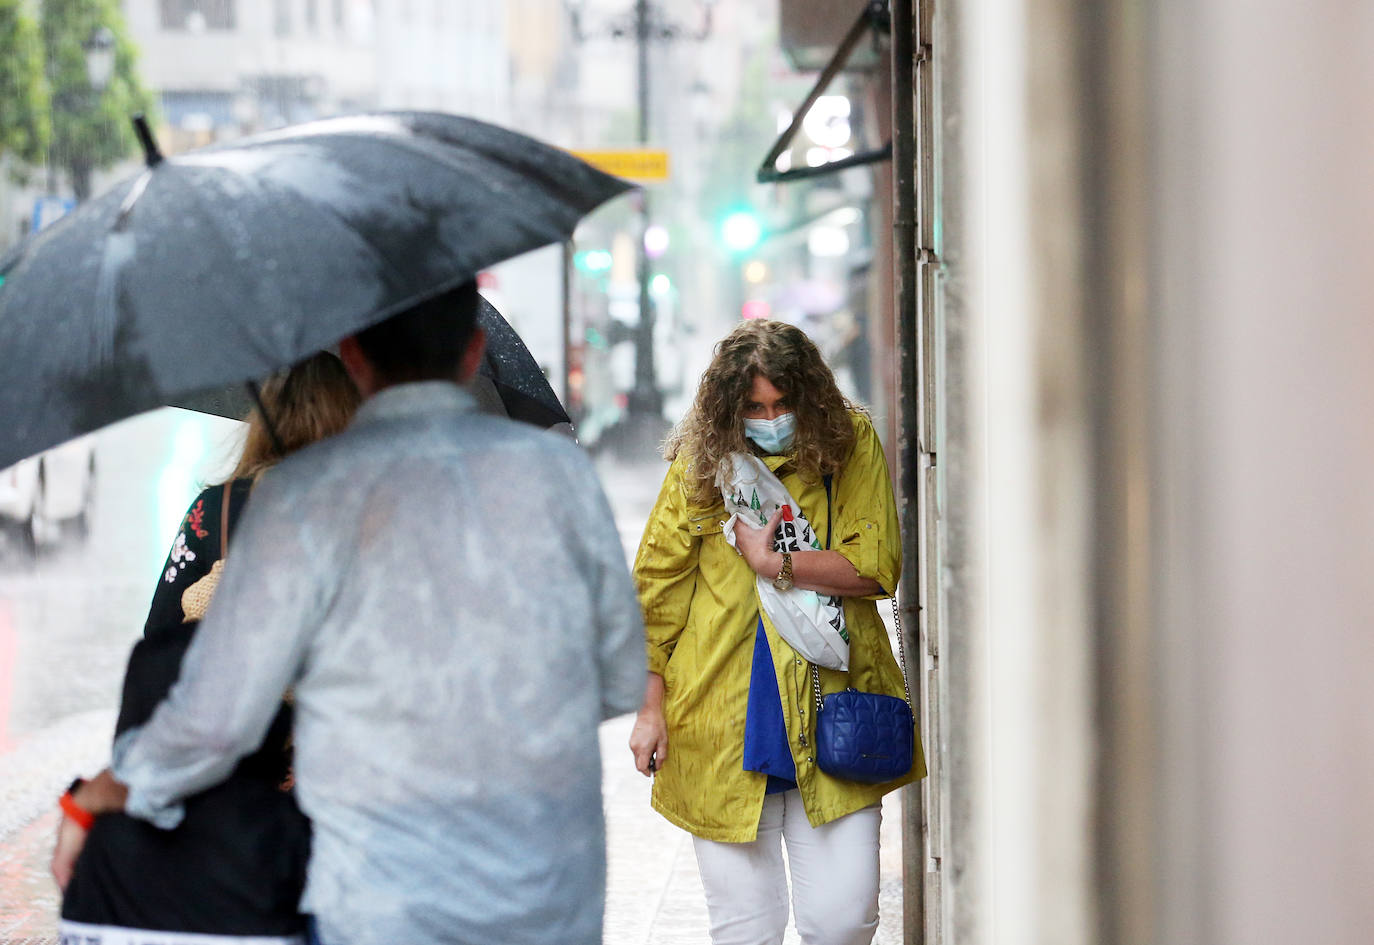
472, 298, 569, 428
0, 111, 630, 469
172, 297, 571, 430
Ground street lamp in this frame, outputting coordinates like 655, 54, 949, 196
47, 25, 117, 201
83, 26, 116, 93
567, 0, 713, 437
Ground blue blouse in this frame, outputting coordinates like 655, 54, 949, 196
742, 617, 797, 794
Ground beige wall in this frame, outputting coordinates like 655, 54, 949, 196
1149, 2, 1374, 942
923, 0, 1374, 942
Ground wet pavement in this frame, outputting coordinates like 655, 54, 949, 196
0, 426, 904, 944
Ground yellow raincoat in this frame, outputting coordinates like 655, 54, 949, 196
633, 412, 926, 842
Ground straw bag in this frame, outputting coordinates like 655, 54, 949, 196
181, 483, 232, 622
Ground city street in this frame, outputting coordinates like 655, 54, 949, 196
0, 411, 903, 944
3, 0, 1370, 939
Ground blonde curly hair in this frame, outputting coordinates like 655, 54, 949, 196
665, 320, 859, 508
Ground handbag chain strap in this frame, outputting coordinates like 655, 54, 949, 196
810, 475, 912, 716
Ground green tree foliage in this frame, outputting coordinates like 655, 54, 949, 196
0, 0, 51, 167
41, 0, 154, 200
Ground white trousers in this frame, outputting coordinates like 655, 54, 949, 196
692, 792, 882, 945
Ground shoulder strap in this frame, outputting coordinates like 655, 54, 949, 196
823, 474, 833, 549
220, 481, 232, 559
813, 473, 912, 708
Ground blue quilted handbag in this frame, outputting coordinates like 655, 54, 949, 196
814, 682, 915, 783
809, 475, 915, 783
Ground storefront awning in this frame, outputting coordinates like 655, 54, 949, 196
758, 1, 892, 185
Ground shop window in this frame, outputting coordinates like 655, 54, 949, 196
159, 0, 236, 30
274, 0, 292, 36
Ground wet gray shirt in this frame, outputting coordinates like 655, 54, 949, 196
113, 382, 647, 945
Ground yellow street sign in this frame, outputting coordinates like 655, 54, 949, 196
570, 149, 670, 181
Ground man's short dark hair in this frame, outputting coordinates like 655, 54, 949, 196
354, 281, 482, 385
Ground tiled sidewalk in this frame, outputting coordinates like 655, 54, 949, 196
2, 717, 905, 945
0, 709, 116, 944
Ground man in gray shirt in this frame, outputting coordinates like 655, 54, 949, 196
54, 282, 648, 945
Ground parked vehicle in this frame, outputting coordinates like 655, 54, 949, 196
0, 437, 97, 554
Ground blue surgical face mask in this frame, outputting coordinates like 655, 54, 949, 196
744, 413, 797, 454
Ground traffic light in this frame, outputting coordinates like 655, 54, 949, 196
720, 210, 763, 254
574, 249, 613, 274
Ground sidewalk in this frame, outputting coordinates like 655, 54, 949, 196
2, 733, 904, 945
0, 704, 118, 942
0, 458, 905, 944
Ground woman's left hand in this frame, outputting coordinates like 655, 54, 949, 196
735, 507, 784, 577
51, 813, 88, 891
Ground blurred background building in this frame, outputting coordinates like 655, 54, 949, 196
2, 0, 898, 455
122, 1, 510, 145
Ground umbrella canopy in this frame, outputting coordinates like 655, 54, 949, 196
172, 297, 570, 430
472, 299, 568, 428
0, 111, 629, 469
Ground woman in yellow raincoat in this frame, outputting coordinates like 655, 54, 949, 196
629, 320, 925, 945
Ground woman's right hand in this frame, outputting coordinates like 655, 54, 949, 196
629, 673, 669, 777
629, 708, 669, 777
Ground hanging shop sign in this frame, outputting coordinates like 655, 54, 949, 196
570, 149, 671, 181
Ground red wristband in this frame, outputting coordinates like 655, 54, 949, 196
59, 791, 95, 831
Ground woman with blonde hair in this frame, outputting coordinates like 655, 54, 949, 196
629, 320, 924, 945
57, 352, 360, 944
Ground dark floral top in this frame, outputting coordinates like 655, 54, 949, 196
143, 477, 254, 638
66, 474, 309, 935
69, 469, 309, 934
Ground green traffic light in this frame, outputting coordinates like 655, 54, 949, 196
575, 249, 613, 273
721, 211, 763, 253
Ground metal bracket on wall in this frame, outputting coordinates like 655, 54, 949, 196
756, 0, 893, 184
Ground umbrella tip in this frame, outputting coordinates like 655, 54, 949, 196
131, 114, 164, 168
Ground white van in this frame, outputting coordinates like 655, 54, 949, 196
0, 436, 97, 553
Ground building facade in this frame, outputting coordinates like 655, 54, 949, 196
782, 3, 1374, 945
121, 0, 512, 150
